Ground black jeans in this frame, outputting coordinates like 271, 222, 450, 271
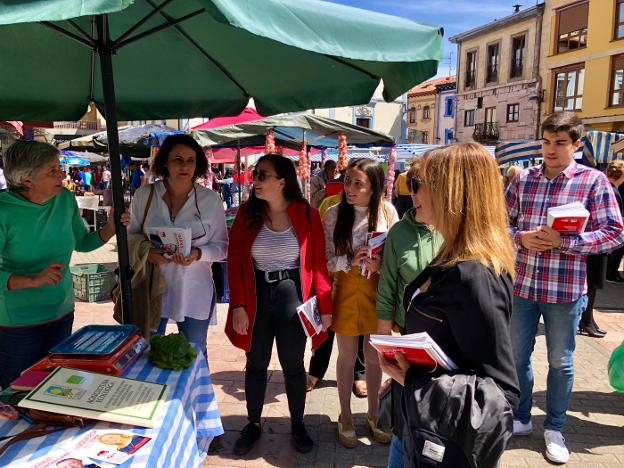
607, 246, 624, 278
0, 312, 74, 389
246, 271, 307, 425
308, 330, 366, 381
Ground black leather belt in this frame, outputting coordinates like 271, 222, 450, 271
259, 268, 299, 284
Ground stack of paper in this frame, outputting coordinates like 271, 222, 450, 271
370, 332, 458, 371
146, 226, 192, 257
296, 296, 323, 337
547, 202, 589, 233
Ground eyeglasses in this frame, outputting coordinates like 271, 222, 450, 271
409, 176, 422, 193
252, 169, 280, 182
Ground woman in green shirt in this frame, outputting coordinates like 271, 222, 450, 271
0, 141, 127, 389
376, 158, 442, 468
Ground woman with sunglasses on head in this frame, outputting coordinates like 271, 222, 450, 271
128, 134, 228, 358
379, 144, 519, 467
322, 157, 399, 448
225, 154, 333, 456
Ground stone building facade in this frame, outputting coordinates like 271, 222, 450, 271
450, 4, 545, 144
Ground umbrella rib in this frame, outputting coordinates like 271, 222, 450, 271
141, 0, 251, 98
39, 21, 96, 49
113, 0, 175, 46
322, 55, 378, 80
66, 19, 94, 44
114, 9, 206, 50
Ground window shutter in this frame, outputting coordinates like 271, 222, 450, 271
558, 2, 589, 35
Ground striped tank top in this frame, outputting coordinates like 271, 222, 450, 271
251, 224, 300, 272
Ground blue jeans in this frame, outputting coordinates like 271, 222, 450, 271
511, 295, 586, 431
0, 312, 74, 389
156, 316, 210, 360
387, 434, 404, 468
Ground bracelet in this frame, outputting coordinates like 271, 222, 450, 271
194, 247, 202, 260
231, 304, 245, 310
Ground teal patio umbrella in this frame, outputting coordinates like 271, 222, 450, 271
0, 0, 443, 323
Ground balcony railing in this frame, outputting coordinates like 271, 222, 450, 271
473, 122, 499, 143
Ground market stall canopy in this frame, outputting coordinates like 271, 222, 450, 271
60, 157, 91, 166
495, 131, 622, 166
61, 150, 108, 162
93, 123, 183, 156
0, 0, 443, 121
192, 107, 265, 130
58, 127, 130, 151
193, 113, 394, 151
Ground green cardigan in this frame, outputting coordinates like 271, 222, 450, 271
0, 188, 103, 326
376, 208, 442, 328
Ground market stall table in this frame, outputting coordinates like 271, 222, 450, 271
0, 345, 222, 467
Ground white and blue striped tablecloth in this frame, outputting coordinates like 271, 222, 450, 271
0, 346, 223, 467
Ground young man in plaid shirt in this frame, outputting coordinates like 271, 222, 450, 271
505, 111, 624, 464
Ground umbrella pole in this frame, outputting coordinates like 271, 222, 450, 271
237, 139, 242, 204
97, 15, 133, 325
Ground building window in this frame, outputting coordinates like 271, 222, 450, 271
611, 55, 624, 106
408, 107, 416, 123
616, 0, 624, 40
444, 97, 454, 117
485, 107, 496, 124
464, 110, 475, 127
422, 106, 430, 119
506, 103, 520, 122
556, 1, 588, 54
486, 43, 499, 83
553, 65, 585, 111
422, 131, 429, 144
356, 117, 371, 128
444, 129, 454, 144
465, 51, 477, 88
510, 35, 526, 79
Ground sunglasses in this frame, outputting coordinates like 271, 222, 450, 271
252, 169, 281, 182
409, 176, 422, 193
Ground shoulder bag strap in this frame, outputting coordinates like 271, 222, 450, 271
140, 184, 155, 233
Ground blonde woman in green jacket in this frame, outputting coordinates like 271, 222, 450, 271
375, 159, 442, 468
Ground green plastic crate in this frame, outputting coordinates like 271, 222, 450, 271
70, 263, 116, 302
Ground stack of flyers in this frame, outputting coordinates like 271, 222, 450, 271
18, 449, 103, 468
370, 332, 458, 372
62, 429, 153, 465
296, 296, 323, 337
361, 231, 387, 279
546, 202, 590, 233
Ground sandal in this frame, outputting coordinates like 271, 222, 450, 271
306, 375, 319, 392
337, 415, 357, 448
365, 415, 392, 444
352, 380, 367, 398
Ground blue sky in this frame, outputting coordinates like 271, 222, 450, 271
325, 0, 525, 77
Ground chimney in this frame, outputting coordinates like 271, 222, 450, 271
513, 3, 522, 13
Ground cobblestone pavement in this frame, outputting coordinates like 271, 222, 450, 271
71, 242, 624, 467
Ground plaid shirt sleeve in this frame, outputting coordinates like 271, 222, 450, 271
560, 173, 624, 255
505, 176, 524, 248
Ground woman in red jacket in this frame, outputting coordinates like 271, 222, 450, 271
225, 154, 333, 456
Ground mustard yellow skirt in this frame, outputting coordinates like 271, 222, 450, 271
331, 266, 379, 336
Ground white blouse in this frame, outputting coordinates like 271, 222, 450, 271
128, 180, 229, 324
322, 200, 399, 273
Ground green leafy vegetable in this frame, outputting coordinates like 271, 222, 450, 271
149, 333, 197, 371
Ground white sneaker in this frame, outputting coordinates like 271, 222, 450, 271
544, 429, 569, 464
512, 419, 533, 436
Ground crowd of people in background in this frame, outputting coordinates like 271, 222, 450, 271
1, 111, 623, 467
